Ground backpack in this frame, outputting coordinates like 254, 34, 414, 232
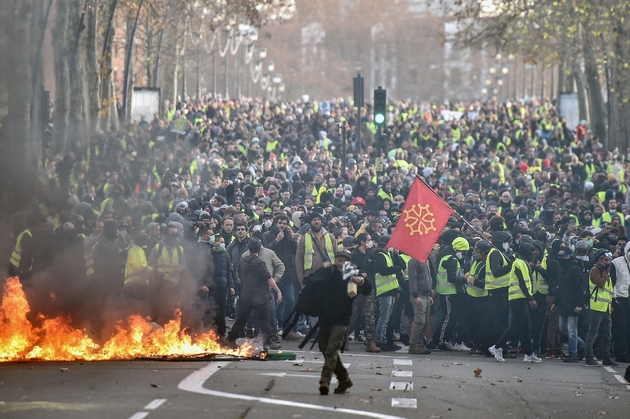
582, 263, 603, 300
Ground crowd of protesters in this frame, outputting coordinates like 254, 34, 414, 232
4, 94, 630, 369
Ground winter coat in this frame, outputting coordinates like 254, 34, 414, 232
316, 265, 372, 326
554, 258, 586, 317
238, 254, 272, 306
263, 228, 298, 283
212, 249, 234, 289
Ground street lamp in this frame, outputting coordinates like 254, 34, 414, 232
267, 61, 275, 73
259, 48, 267, 60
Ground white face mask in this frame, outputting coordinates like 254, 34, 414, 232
502, 242, 509, 251
345, 191, 352, 197
366, 241, 374, 249
264, 220, 272, 228
577, 255, 589, 261
455, 252, 463, 259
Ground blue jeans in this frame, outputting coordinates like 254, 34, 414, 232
559, 314, 584, 357
276, 281, 297, 331
376, 295, 395, 344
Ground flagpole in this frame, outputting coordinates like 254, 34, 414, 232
413, 175, 513, 261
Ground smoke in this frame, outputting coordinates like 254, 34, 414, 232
13, 240, 211, 346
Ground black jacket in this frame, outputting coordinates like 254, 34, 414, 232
238, 254, 271, 306
212, 249, 234, 289
317, 265, 372, 326
554, 258, 586, 317
263, 228, 298, 283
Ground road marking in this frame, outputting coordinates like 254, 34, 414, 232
299, 360, 351, 368
179, 362, 406, 419
128, 413, 149, 419
391, 370, 413, 377
390, 398, 417, 408
603, 366, 617, 373
614, 375, 628, 384
258, 372, 337, 382
389, 382, 413, 391
144, 399, 166, 410
393, 359, 412, 366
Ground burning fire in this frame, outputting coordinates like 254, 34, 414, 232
0, 277, 252, 361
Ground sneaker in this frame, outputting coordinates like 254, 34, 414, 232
386, 343, 402, 351
426, 341, 437, 350
563, 356, 579, 363
523, 354, 542, 363
319, 383, 330, 395
444, 341, 457, 351
283, 332, 301, 341
366, 342, 381, 352
602, 358, 620, 367
545, 354, 557, 360
409, 346, 431, 355
376, 343, 394, 352
585, 359, 601, 367
488, 345, 505, 362
269, 342, 282, 350
223, 337, 238, 349
454, 342, 471, 351
334, 378, 353, 394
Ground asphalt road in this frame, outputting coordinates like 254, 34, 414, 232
1, 339, 629, 419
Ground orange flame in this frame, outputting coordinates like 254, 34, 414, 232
0, 277, 252, 361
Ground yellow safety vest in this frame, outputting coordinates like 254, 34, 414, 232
375, 252, 400, 297
532, 255, 548, 295
304, 233, 335, 270
85, 240, 99, 277
124, 245, 149, 287
10, 229, 32, 268
584, 163, 596, 182
508, 258, 532, 301
485, 248, 510, 290
266, 139, 279, 152
154, 243, 184, 284
466, 260, 488, 297
400, 254, 411, 280
377, 189, 393, 201
589, 271, 613, 313
436, 254, 459, 295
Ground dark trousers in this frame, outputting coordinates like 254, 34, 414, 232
349, 292, 376, 344
276, 280, 296, 330
496, 299, 533, 356
586, 309, 612, 361
318, 324, 349, 386
530, 292, 548, 354
439, 294, 464, 344
229, 303, 272, 346
209, 287, 228, 337
487, 288, 509, 345
612, 297, 630, 356
467, 295, 489, 349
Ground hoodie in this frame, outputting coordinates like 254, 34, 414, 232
237, 254, 272, 306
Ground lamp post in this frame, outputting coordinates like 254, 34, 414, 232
271, 73, 282, 100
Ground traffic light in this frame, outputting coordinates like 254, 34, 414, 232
374, 86, 386, 125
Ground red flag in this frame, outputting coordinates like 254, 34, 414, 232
387, 177, 454, 263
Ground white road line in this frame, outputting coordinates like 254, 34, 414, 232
389, 382, 414, 391
393, 359, 412, 366
603, 366, 617, 373
144, 399, 167, 410
258, 372, 338, 382
128, 413, 149, 419
299, 360, 351, 368
179, 362, 406, 419
390, 398, 417, 408
391, 370, 413, 378
614, 375, 628, 384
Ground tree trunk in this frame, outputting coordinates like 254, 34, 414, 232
85, 3, 99, 135
53, 0, 71, 153
582, 28, 607, 142
572, 63, 588, 124
67, 0, 88, 153
0, 1, 38, 212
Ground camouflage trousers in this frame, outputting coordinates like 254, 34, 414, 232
349, 291, 376, 344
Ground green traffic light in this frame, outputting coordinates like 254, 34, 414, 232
374, 113, 385, 124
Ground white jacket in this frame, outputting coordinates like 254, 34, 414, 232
612, 247, 630, 298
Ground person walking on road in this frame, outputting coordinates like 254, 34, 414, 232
316, 249, 372, 395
